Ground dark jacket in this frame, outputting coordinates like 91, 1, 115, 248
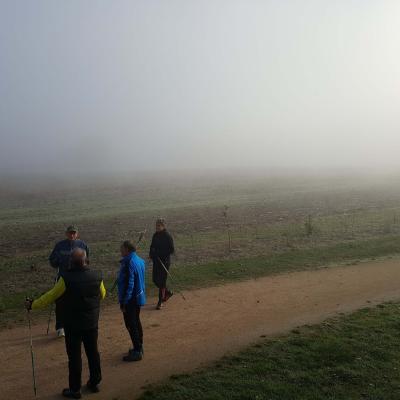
149, 230, 174, 263
149, 230, 174, 288
62, 265, 103, 330
49, 239, 90, 274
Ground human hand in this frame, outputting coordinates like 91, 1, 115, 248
25, 298, 33, 311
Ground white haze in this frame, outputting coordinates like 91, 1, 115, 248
1, 1, 400, 176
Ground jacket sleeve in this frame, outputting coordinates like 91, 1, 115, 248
99, 280, 106, 300
167, 233, 175, 255
149, 234, 156, 259
85, 243, 90, 260
121, 264, 135, 305
32, 278, 66, 310
49, 243, 60, 269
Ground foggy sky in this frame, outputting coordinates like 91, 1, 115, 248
1, 1, 400, 175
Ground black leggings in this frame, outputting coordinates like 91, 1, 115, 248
55, 298, 65, 330
123, 303, 143, 352
64, 327, 102, 392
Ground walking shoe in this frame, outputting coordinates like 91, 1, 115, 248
57, 328, 65, 338
62, 388, 82, 399
86, 381, 100, 393
123, 349, 143, 362
163, 290, 174, 302
156, 301, 162, 310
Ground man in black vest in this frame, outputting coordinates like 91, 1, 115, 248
26, 248, 106, 399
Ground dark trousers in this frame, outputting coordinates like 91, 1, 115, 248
64, 327, 102, 392
158, 288, 163, 304
158, 287, 173, 304
55, 298, 64, 330
123, 302, 143, 352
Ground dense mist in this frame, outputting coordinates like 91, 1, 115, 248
1, 1, 400, 176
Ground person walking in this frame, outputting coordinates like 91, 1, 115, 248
26, 248, 105, 399
149, 218, 175, 309
118, 240, 146, 362
49, 225, 90, 337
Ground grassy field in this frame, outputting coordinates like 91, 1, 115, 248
2, 172, 400, 327
140, 302, 400, 400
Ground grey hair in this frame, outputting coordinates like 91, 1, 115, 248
156, 218, 166, 226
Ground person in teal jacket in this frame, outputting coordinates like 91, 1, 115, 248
118, 240, 146, 362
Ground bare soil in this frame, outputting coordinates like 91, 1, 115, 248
2, 258, 400, 400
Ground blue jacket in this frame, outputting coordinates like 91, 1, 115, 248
49, 239, 90, 274
118, 252, 146, 306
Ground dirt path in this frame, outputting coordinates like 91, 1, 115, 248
2, 258, 400, 400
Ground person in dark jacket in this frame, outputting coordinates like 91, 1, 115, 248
49, 225, 90, 337
26, 248, 106, 399
118, 240, 146, 362
149, 218, 175, 309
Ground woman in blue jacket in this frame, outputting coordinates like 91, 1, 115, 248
118, 240, 146, 362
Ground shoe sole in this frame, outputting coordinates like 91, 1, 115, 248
86, 386, 99, 393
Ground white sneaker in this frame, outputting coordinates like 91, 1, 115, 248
57, 328, 65, 338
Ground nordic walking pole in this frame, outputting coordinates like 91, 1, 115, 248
46, 269, 59, 335
27, 308, 37, 397
157, 257, 186, 301
46, 303, 53, 336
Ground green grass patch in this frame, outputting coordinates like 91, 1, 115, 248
140, 302, 400, 400
171, 235, 400, 290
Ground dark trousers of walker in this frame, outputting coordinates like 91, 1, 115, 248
123, 301, 143, 352
64, 327, 102, 392
55, 298, 64, 330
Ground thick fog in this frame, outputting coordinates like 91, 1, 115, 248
1, 1, 400, 176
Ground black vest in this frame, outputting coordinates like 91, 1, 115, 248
61, 266, 102, 330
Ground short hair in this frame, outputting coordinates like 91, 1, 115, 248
72, 248, 86, 258
71, 248, 87, 267
121, 240, 136, 252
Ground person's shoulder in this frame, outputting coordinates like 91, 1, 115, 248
132, 253, 145, 265
83, 267, 103, 278
58, 269, 67, 278
126, 253, 136, 264
76, 239, 87, 246
55, 239, 67, 247
92, 269, 103, 279
130, 252, 140, 261
136, 253, 145, 262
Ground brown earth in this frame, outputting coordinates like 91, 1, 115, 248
2, 258, 400, 400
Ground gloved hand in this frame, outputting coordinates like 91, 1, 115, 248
25, 298, 33, 310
